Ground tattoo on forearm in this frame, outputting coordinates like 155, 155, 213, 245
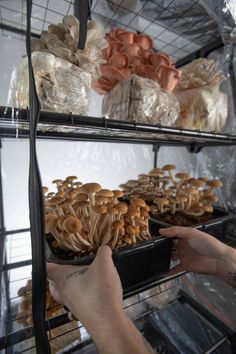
227, 272, 236, 286
66, 267, 89, 280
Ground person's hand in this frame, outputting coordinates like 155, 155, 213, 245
47, 246, 123, 342
159, 226, 228, 277
47, 246, 154, 354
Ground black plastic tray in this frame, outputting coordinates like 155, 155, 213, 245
46, 225, 172, 294
150, 207, 233, 231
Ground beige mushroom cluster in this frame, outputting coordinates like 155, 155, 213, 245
120, 165, 223, 217
43, 176, 151, 256
31, 16, 108, 81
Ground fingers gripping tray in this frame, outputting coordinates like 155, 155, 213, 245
46, 231, 172, 294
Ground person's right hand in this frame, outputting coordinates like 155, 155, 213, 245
159, 226, 229, 277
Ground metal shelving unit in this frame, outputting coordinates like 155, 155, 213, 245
0, 0, 236, 353
1, 106, 236, 148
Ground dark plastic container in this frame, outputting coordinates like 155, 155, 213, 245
46, 226, 172, 294
150, 207, 233, 231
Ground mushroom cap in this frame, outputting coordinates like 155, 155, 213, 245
95, 195, 108, 204
55, 190, 65, 198
130, 197, 147, 208
126, 225, 140, 235
126, 180, 140, 187
204, 194, 219, 202
148, 168, 164, 176
46, 196, 65, 206
138, 176, 150, 183
96, 189, 114, 198
203, 204, 214, 213
52, 179, 63, 185
74, 181, 83, 188
76, 193, 88, 202
45, 214, 58, 233
42, 186, 49, 194
115, 202, 128, 213
67, 190, 77, 199
141, 210, 149, 218
162, 164, 176, 171
184, 188, 198, 195
199, 177, 208, 183
154, 198, 169, 206
63, 216, 82, 234
164, 189, 174, 197
177, 196, 188, 202
206, 180, 223, 188
61, 198, 74, 208
138, 173, 149, 180
107, 206, 119, 215
126, 208, 140, 217
119, 183, 129, 189
91, 205, 107, 214
175, 172, 190, 180
80, 183, 102, 194
112, 190, 124, 198
160, 176, 171, 183
66, 176, 78, 182
190, 178, 206, 188
169, 197, 178, 204
76, 200, 89, 208
112, 220, 124, 229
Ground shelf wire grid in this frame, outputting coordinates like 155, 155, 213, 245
3, 270, 182, 353
0, 0, 222, 61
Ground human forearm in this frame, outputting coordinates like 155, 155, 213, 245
82, 309, 152, 354
217, 246, 236, 287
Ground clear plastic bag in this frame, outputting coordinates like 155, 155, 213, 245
102, 74, 180, 125
9, 51, 91, 115
174, 58, 228, 132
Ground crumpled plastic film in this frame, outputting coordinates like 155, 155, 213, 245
199, 0, 236, 133
8, 51, 91, 115
180, 273, 236, 332
174, 58, 228, 132
102, 74, 180, 125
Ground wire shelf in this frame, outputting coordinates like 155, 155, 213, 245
1, 106, 236, 147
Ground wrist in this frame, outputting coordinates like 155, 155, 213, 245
216, 245, 236, 284
88, 309, 127, 353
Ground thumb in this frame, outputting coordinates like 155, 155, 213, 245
91, 245, 114, 270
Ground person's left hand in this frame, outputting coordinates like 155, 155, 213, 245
47, 246, 123, 342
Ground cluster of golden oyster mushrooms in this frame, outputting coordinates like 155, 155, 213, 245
43, 177, 151, 255
120, 165, 223, 217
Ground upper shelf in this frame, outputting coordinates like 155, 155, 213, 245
1, 105, 236, 148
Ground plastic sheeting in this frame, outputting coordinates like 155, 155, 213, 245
150, 299, 233, 353
180, 273, 236, 332
8, 51, 91, 115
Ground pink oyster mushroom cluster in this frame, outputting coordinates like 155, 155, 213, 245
93, 28, 182, 95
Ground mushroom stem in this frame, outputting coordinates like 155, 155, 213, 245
57, 206, 64, 216
168, 171, 176, 186
111, 228, 119, 249
101, 226, 111, 245
69, 205, 76, 217
88, 214, 100, 245
187, 194, 192, 209
75, 232, 91, 247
